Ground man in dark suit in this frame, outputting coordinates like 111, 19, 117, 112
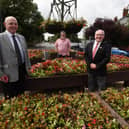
85, 29, 111, 92
0, 16, 31, 98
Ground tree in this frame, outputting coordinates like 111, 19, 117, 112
85, 18, 129, 46
0, 0, 44, 45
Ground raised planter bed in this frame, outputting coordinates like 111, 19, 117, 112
0, 70, 128, 92
100, 87, 129, 124
30, 58, 43, 65
94, 92, 129, 128
107, 70, 129, 84
24, 70, 129, 91
24, 73, 87, 91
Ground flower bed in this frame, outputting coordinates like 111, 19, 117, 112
0, 91, 121, 128
76, 51, 85, 59
28, 49, 58, 64
29, 58, 129, 78
107, 63, 129, 72
75, 53, 129, 62
28, 49, 43, 60
28, 49, 80, 63
28, 49, 44, 64
24, 57, 129, 91
28, 49, 129, 64
29, 58, 87, 78
101, 87, 129, 123
110, 55, 129, 64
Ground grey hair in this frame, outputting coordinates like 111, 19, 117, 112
95, 29, 105, 35
4, 16, 17, 23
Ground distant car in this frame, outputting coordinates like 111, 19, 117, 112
111, 47, 129, 57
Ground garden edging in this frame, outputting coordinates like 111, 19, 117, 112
24, 70, 129, 91
92, 92, 129, 129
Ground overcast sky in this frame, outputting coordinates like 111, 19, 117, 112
34, 0, 129, 24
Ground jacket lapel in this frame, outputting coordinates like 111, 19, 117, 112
94, 41, 104, 58
90, 42, 94, 59
16, 35, 26, 61
16, 35, 25, 54
3, 32, 16, 54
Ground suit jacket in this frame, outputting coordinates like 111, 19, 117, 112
85, 41, 111, 76
0, 32, 31, 82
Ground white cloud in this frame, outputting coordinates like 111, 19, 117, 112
34, 0, 129, 24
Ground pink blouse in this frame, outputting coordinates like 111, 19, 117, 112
55, 38, 71, 56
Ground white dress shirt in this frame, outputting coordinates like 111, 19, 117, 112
6, 30, 25, 63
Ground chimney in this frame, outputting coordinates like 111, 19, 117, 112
123, 8, 128, 17
114, 16, 118, 22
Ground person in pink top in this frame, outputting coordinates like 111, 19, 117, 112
55, 31, 71, 57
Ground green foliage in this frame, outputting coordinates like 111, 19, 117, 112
0, 0, 44, 45
67, 33, 81, 42
85, 18, 129, 46
48, 33, 60, 42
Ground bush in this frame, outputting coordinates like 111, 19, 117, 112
85, 18, 129, 46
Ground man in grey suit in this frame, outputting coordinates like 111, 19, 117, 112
0, 16, 31, 98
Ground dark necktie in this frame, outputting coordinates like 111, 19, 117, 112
12, 35, 22, 65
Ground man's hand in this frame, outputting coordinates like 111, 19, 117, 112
90, 63, 97, 69
0, 75, 8, 83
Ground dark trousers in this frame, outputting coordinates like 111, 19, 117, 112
2, 63, 26, 99
58, 54, 69, 58
88, 73, 106, 92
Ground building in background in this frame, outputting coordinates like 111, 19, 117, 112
119, 6, 129, 26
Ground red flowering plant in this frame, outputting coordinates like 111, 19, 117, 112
101, 87, 129, 123
110, 55, 129, 64
76, 51, 85, 59
0, 90, 121, 128
28, 49, 43, 60
28, 49, 83, 62
29, 57, 129, 78
107, 63, 129, 72
29, 58, 87, 78
28, 49, 44, 65
28, 49, 58, 63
